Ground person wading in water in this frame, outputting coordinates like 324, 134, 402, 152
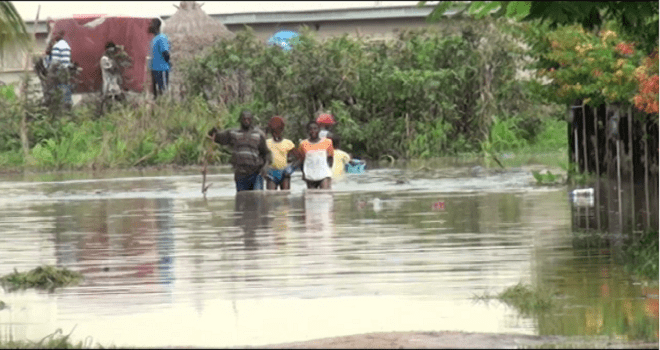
207, 110, 271, 192
296, 120, 334, 190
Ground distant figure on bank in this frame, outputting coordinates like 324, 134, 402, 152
49, 30, 71, 67
147, 18, 170, 99
298, 120, 334, 190
265, 116, 296, 190
48, 30, 73, 107
207, 110, 271, 192
100, 41, 123, 102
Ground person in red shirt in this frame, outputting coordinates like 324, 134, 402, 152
297, 121, 334, 189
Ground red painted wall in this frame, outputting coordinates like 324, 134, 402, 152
50, 17, 155, 93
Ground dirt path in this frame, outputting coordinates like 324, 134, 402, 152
254, 331, 659, 349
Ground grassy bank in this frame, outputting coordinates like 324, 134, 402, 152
0, 91, 568, 173
0, 95, 229, 172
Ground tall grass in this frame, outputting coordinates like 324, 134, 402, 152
0, 328, 112, 349
0, 95, 237, 171
487, 117, 568, 169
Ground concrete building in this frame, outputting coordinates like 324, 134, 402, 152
184, 4, 440, 42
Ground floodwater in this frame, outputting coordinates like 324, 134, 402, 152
0, 165, 656, 348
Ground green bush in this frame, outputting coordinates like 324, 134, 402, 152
182, 21, 553, 160
0, 18, 569, 170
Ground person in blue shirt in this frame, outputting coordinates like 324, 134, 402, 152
147, 18, 170, 99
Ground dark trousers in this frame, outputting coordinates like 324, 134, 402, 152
151, 70, 169, 99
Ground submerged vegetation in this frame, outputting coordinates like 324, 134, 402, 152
621, 230, 659, 281
0, 328, 110, 349
475, 281, 658, 342
0, 265, 83, 292
571, 229, 659, 282
497, 283, 560, 315
474, 283, 561, 316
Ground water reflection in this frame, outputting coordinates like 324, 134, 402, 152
47, 197, 175, 317
0, 169, 656, 347
304, 191, 334, 236
532, 250, 659, 341
234, 192, 269, 251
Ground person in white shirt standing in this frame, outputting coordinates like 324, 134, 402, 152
48, 30, 73, 108
100, 41, 123, 104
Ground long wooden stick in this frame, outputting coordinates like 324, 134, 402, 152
19, 5, 41, 160
201, 135, 214, 197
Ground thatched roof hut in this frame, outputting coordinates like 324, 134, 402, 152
163, 1, 235, 99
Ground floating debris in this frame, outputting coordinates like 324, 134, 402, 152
0, 265, 83, 292
432, 201, 445, 211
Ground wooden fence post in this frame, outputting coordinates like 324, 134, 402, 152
581, 103, 590, 231
605, 105, 610, 232
573, 107, 580, 174
617, 127, 623, 234
644, 118, 651, 230
594, 105, 601, 231
627, 106, 635, 235
581, 103, 589, 173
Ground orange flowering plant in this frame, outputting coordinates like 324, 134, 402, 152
535, 24, 658, 115
632, 48, 659, 114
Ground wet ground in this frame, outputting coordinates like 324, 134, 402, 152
0, 164, 657, 348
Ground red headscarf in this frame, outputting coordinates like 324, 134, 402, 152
316, 113, 335, 126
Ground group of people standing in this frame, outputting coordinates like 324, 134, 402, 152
207, 111, 353, 192
103, 17, 171, 102
103, 17, 170, 102
41, 17, 170, 108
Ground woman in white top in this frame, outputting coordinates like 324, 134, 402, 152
297, 121, 334, 189
100, 41, 123, 101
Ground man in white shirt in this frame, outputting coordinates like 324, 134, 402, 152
47, 30, 73, 107
50, 31, 71, 67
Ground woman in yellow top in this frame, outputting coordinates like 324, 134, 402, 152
265, 116, 296, 190
331, 135, 351, 179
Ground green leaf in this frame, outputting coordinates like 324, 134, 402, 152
470, 1, 503, 19
532, 170, 543, 183
505, 1, 531, 20
426, 1, 455, 22
545, 171, 556, 182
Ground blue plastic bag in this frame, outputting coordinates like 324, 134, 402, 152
345, 159, 366, 174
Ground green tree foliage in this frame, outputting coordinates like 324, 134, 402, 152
183, 24, 538, 160
0, 1, 30, 51
421, 1, 659, 53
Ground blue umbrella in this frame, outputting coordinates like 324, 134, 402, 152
267, 30, 300, 51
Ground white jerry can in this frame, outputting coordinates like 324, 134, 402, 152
570, 188, 595, 207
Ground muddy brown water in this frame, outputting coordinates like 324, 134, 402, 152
0, 165, 656, 348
